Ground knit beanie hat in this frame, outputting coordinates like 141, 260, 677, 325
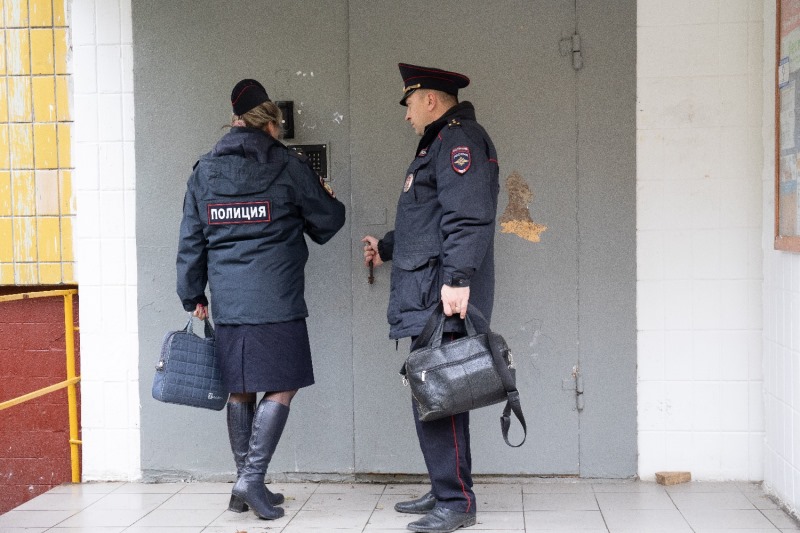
231, 79, 270, 115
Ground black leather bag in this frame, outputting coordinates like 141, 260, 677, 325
402, 303, 526, 447
152, 317, 228, 410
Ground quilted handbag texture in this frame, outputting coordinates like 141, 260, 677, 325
152, 318, 228, 410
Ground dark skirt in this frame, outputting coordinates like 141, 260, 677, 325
216, 319, 314, 393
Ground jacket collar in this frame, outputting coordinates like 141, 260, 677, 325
416, 101, 476, 153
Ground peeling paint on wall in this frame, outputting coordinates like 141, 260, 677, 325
499, 171, 547, 242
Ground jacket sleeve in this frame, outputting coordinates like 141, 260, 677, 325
378, 230, 394, 262
290, 159, 346, 244
176, 177, 209, 311
436, 129, 498, 286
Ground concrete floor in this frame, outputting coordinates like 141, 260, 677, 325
0, 479, 798, 532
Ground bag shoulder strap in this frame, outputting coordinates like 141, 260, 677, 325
485, 332, 527, 447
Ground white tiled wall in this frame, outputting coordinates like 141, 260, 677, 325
762, 2, 800, 516
72, 0, 140, 480
637, 0, 765, 481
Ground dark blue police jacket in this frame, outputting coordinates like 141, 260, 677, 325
381, 102, 499, 339
176, 127, 345, 325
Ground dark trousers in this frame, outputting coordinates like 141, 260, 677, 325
410, 334, 475, 514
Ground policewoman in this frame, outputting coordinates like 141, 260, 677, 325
177, 79, 345, 520
363, 64, 499, 533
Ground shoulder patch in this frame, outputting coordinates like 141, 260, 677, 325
448, 118, 462, 128
319, 176, 336, 198
451, 146, 471, 175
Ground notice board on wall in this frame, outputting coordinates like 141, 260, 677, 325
777, 0, 800, 251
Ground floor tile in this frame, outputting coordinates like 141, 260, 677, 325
269, 482, 320, 496
603, 509, 692, 532
4, 480, 800, 533
383, 483, 430, 495
523, 482, 595, 494
50, 508, 150, 528
48, 526, 127, 533
315, 482, 386, 494
475, 489, 525, 512
592, 481, 666, 493
670, 491, 756, 510
47, 482, 125, 494
202, 527, 273, 533
746, 492, 783, 510
763, 509, 800, 529
206, 507, 293, 528
285, 508, 373, 529
12, 492, 105, 510
524, 492, 599, 511
474, 510, 526, 529
365, 506, 419, 529
157, 492, 230, 510
681, 509, 778, 530
302, 491, 382, 511
84, 492, 173, 510
693, 529, 780, 533
123, 528, 204, 533
473, 482, 524, 494
0, 510, 76, 528
523, 510, 607, 529
518, 531, 607, 533
110, 482, 186, 494
174, 482, 232, 494
665, 482, 744, 493
129, 509, 223, 527
595, 491, 676, 510
283, 527, 363, 533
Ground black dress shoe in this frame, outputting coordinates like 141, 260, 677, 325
407, 506, 477, 532
395, 491, 437, 514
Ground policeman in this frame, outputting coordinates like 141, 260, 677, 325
363, 63, 499, 533
177, 79, 345, 520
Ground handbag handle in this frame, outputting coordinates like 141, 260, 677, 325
185, 317, 214, 339
410, 303, 527, 447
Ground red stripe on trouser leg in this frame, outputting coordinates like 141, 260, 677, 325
450, 415, 472, 513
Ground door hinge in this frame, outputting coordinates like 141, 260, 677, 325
563, 365, 585, 411
559, 33, 583, 70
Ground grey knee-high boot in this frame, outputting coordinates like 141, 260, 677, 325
231, 399, 289, 520
226, 402, 284, 512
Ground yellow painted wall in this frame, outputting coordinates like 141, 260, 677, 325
1, 0, 74, 285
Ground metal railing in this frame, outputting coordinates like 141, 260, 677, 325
0, 289, 81, 482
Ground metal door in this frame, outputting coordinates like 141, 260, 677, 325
350, 1, 590, 475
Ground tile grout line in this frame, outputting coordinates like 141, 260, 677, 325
591, 484, 612, 533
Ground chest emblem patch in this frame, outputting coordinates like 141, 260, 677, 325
451, 146, 471, 175
403, 173, 414, 192
207, 201, 271, 225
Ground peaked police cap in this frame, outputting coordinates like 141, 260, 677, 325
398, 63, 470, 106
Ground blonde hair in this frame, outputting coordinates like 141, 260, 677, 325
231, 101, 283, 137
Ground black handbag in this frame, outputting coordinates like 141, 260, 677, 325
402, 303, 527, 447
152, 317, 228, 410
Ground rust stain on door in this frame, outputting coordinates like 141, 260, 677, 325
499, 171, 546, 242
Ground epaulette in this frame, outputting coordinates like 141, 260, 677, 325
447, 118, 462, 128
